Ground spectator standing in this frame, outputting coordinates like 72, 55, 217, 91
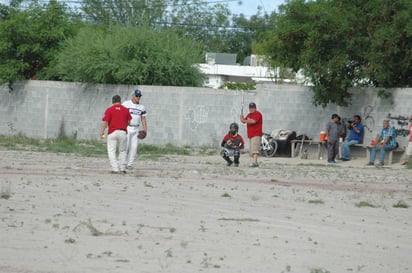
337, 116, 347, 142
100, 95, 132, 173
367, 120, 397, 166
240, 102, 263, 167
341, 115, 364, 161
401, 115, 412, 165
326, 114, 340, 163
122, 89, 148, 169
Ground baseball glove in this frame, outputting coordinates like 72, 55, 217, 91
137, 130, 147, 140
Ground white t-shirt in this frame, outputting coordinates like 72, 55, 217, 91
122, 100, 147, 128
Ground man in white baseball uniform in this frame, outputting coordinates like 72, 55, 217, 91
122, 89, 148, 169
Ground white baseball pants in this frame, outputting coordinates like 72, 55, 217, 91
107, 130, 127, 172
125, 128, 139, 167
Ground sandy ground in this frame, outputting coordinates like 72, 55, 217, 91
0, 149, 411, 273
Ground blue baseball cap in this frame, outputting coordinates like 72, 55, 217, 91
133, 89, 142, 97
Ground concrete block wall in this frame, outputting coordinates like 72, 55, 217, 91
0, 81, 410, 149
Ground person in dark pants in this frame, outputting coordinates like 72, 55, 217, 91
220, 123, 245, 167
325, 114, 340, 163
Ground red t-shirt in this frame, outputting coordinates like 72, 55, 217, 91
102, 104, 132, 134
245, 111, 263, 138
409, 123, 412, 142
222, 133, 245, 149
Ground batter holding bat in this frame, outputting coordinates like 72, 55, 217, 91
240, 102, 263, 168
122, 89, 148, 170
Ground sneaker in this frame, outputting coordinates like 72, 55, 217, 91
126, 165, 133, 170
377, 163, 384, 167
341, 157, 350, 161
234, 163, 239, 167
366, 162, 374, 166
226, 161, 233, 167
327, 160, 335, 164
249, 163, 259, 168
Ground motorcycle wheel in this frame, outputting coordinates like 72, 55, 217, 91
263, 141, 278, 157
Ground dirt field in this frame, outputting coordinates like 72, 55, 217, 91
0, 149, 411, 273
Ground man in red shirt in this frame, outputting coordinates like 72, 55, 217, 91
100, 95, 132, 173
240, 102, 263, 167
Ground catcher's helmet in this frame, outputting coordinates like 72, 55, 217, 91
229, 123, 239, 135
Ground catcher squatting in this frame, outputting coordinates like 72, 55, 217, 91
220, 123, 245, 167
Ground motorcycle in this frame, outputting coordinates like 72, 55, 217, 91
260, 132, 278, 157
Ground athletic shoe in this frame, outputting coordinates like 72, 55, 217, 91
234, 163, 239, 167
226, 161, 233, 167
249, 163, 259, 168
327, 161, 335, 164
366, 162, 374, 166
377, 163, 384, 167
341, 157, 350, 161
126, 165, 133, 170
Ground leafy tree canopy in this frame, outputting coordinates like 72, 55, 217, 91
0, 0, 82, 88
81, 0, 168, 26
256, 0, 412, 107
55, 24, 205, 86
80, 0, 272, 63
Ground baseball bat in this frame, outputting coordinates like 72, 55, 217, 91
241, 90, 245, 115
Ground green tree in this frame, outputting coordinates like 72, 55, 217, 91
55, 24, 204, 86
232, 11, 278, 64
80, 0, 234, 55
81, 0, 167, 26
257, 0, 412, 107
0, 0, 82, 88
80, 0, 285, 65
166, 0, 232, 52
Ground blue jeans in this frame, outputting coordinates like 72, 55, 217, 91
341, 140, 360, 159
369, 144, 396, 164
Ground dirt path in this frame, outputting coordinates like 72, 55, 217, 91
1, 150, 411, 273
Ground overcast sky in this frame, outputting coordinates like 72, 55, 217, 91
228, 0, 286, 16
0, 0, 286, 19
0, 0, 286, 13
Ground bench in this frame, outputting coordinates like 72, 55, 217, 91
290, 140, 322, 159
365, 146, 405, 165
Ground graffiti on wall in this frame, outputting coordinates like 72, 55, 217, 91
230, 105, 241, 123
185, 105, 209, 131
387, 113, 409, 137
361, 105, 375, 133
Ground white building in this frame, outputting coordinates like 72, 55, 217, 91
198, 63, 279, 89
198, 53, 305, 89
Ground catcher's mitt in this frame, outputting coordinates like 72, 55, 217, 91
137, 130, 147, 140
